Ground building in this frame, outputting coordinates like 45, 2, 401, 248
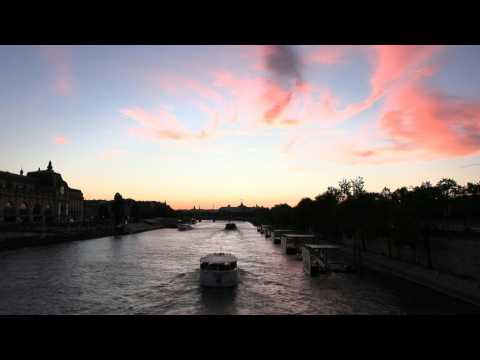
218, 202, 257, 214
83, 198, 173, 223
0, 161, 84, 224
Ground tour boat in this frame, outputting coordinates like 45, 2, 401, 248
200, 253, 239, 287
177, 223, 193, 231
225, 222, 237, 230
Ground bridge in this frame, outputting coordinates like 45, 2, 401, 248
176, 209, 256, 223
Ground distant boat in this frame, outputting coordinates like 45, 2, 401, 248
178, 223, 193, 231
200, 253, 239, 287
225, 223, 237, 231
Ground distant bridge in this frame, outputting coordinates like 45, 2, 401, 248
176, 210, 256, 223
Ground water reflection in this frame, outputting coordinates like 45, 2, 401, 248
200, 286, 238, 315
0, 221, 478, 314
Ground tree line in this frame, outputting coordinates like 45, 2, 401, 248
94, 193, 175, 225
253, 177, 480, 267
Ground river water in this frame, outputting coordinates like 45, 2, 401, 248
0, 221, 478, 315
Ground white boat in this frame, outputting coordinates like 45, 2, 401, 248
178, 223, 193, 231
200, 253, 239, 287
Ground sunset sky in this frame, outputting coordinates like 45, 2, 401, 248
1, 45, 479, 209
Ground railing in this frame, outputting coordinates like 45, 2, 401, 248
434, 223, 480, 233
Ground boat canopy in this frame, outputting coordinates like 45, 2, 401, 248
283, 234, 316, 238
200, 253, 237, 265
304, 244, 341, 249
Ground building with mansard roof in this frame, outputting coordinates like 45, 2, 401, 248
218, 202, 257, 213
0, 161, 84, 224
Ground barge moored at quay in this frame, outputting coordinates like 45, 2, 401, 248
281, 234, 316, 255
302, 243, 354, 275
271, 229, 295, 244
264, 227, 273, 238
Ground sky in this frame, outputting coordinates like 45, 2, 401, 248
0, 45, 479, 209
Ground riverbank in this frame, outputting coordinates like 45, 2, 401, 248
338, 246, 480, 307
0, 219, 176, 252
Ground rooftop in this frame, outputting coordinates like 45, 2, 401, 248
304, 244, 341, 249
200, 253, 237, 264
284, 234, 316, 238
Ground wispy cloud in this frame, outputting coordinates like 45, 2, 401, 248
121, 107, 218, 142
37, 46, 74, 97
308, 46, 346, 65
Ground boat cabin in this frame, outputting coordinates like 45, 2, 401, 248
199, 252, 239, 287
200, 253, 238, 271
200, 261, 237, 271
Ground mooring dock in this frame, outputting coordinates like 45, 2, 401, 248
302, 243, 355, 276
264, 227, 273, 238
258, 225, 271, 236
271, 229, 294, 244
281, 234, 316, 255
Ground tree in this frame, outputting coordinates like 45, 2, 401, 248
270, 204, 293, 227
293, 198, 315, 232
314, 189, 340, 240
350, 177, 366, 198
338, 178, 351, 201
131, 201, 140, 223
251, 177, 479, 270
112, 192, 125, 225
437, 178, 460, 198
381, 187, 392, 200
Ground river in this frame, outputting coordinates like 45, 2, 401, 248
0, 221, 478, 314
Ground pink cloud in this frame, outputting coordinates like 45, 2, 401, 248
121, 107, 218, 142
212, 69, 268, 123
300, 46, 443, 126
281, 44, 480, 165
124, 46, 479, 166
37, 46, 73, 97
378, 83, 480, 157
309, 47, 345, 65
182, 78, 224, 103
54, 136, 69, 145
121, 107, 190, 140
370, 45, 442, 98
262, 83, 294, 123
212, 68, 310, 127
327, 80, 480, 164
155, 73, 223, 103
